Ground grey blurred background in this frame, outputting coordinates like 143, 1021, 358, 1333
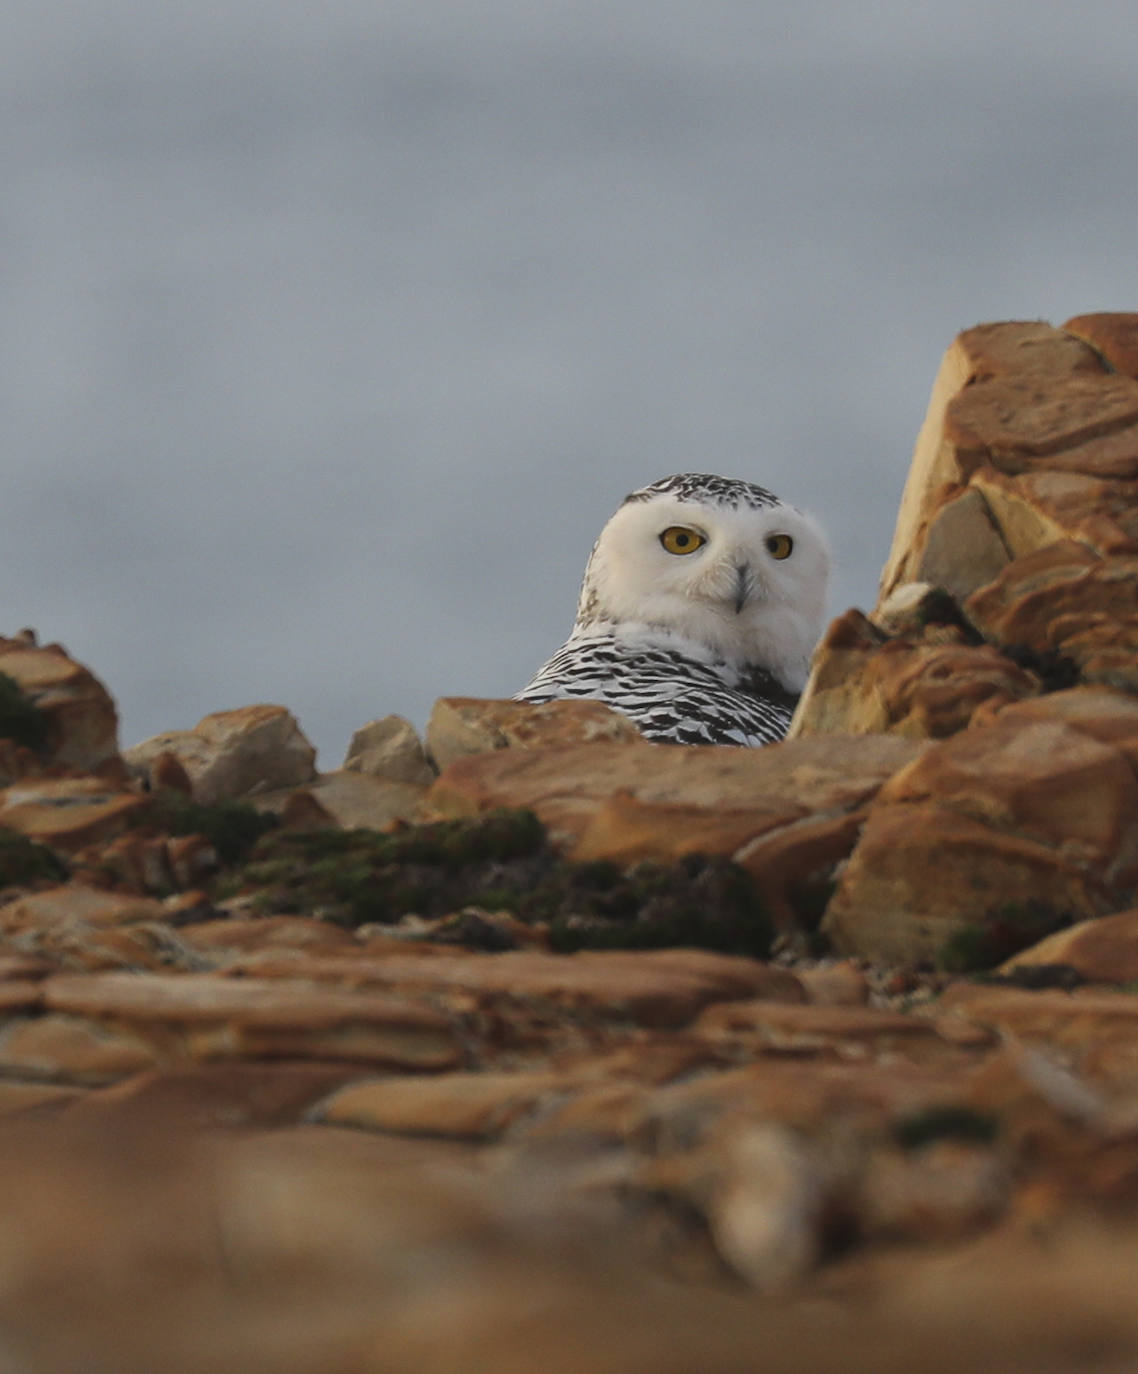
4, 0, 1137, 765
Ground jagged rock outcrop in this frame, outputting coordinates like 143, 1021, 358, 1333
3, 317, 1138, 1370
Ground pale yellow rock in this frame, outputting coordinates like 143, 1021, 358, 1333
249, 770, 427, 829
0, 634, 120, 772
426, 696, 640, 772
342, 715, 435, 785
912, 486, 1012, 599
125, 704, 317, 803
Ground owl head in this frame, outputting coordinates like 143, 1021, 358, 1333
575, 473, 830, 691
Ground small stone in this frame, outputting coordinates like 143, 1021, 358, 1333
343, 715, 436, 785
426, 696, 641, 772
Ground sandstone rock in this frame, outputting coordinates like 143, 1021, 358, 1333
42, 971, 462, 1070
0, 778, 146, 851
125, 704, 317, 803
691, 999, 953, 1059
0, 633, 121, 773
999, 909, 1138, 984
1063, 312, 1138, 380
316, 1068, 571, 1140
249, 769, 427, 829
0, 1012, 160, 1084
426, 696, 640, 771
939, 984, 1138, 1093
428, 733, 923, 933
879, 321, 1107, 602
790, 607, 1040, 740
68, 1062, 359, 1129
342, 714, 436, 784
966, 541, 1138, 692
823, 802, 1112, 966
225, 947, 796, 1032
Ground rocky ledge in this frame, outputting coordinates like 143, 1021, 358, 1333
5, 316, 1138, 1371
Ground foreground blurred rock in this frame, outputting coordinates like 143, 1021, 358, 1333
3, 315, 1138, 1371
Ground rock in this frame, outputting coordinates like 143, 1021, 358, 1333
823, 799, 1115, 968
125, 705, 317, 803
0, 1012, 160, 1084
0, 633, 121, 774
223, 947, 798, 1033
427, 732, 922, 932
426, 696, 640, 772
790, 606, 1041, 740
249, 769, 427, 829
342, 714, 436, 784
0, 777, 147, 852
316, 1068, 573, 1140
877, 320, 1129, 605
965, 541, 1138, 693
999, 908, 1138, 984
42, 972, 463, 1070
1064, 312, 1138, 379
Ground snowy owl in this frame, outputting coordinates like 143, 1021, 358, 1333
515, 472, 830, 746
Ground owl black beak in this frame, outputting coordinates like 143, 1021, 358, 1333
732, 564, 752, 614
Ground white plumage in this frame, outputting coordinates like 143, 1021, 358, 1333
515, 473, 829, 746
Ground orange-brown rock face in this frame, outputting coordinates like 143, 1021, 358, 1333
4, 319, 1138, 1370
0, 633, 120, 775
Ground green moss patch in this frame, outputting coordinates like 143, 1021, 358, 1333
0, 827, 68, 889
937, 900, 1073, 975
230, 809, 774, 957
140, 791, 280, 865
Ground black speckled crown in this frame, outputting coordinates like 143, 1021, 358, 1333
622, 473, 781, 511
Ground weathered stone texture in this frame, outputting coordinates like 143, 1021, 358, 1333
426, 695, 640, 771
125, 704, 317, 802
2, 317, 1138, 1369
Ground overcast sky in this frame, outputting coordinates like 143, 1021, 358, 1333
4, 0, 1137, 765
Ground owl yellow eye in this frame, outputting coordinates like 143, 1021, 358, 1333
659, 526, 706, 555
765, 533, 794, 560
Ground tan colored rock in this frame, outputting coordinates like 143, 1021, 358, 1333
0, 885, 167, 937
907, 486, 1013, 600
823, 802, 1112, 965
250, 769, 427, 829
317, 1068, 570, 1140
125, 704, 317, 803
879, 320, 1108, 603
179, 914, 362, 959
0, 633, 120, 773
0, 1012, 160, 1084
342, 714, 436, 784
68, 1062, 359, 1129
965, 541, 1138, 692
226, 948, 796, 1032
42, 971, 462, 1070
692, 999, 952, 1059
429, 733, 921, 851
1064, 312, 1138, 379
877, 715, 1138, 883
790, 608, 1040, 740
0, 777, 146, 851
426, 696, 640, 771
999, 909, 1138, 984
939, 982, 1138, 1086
795, 960, 870, 1006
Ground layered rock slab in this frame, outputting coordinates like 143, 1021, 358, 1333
428, 733, 924, 929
